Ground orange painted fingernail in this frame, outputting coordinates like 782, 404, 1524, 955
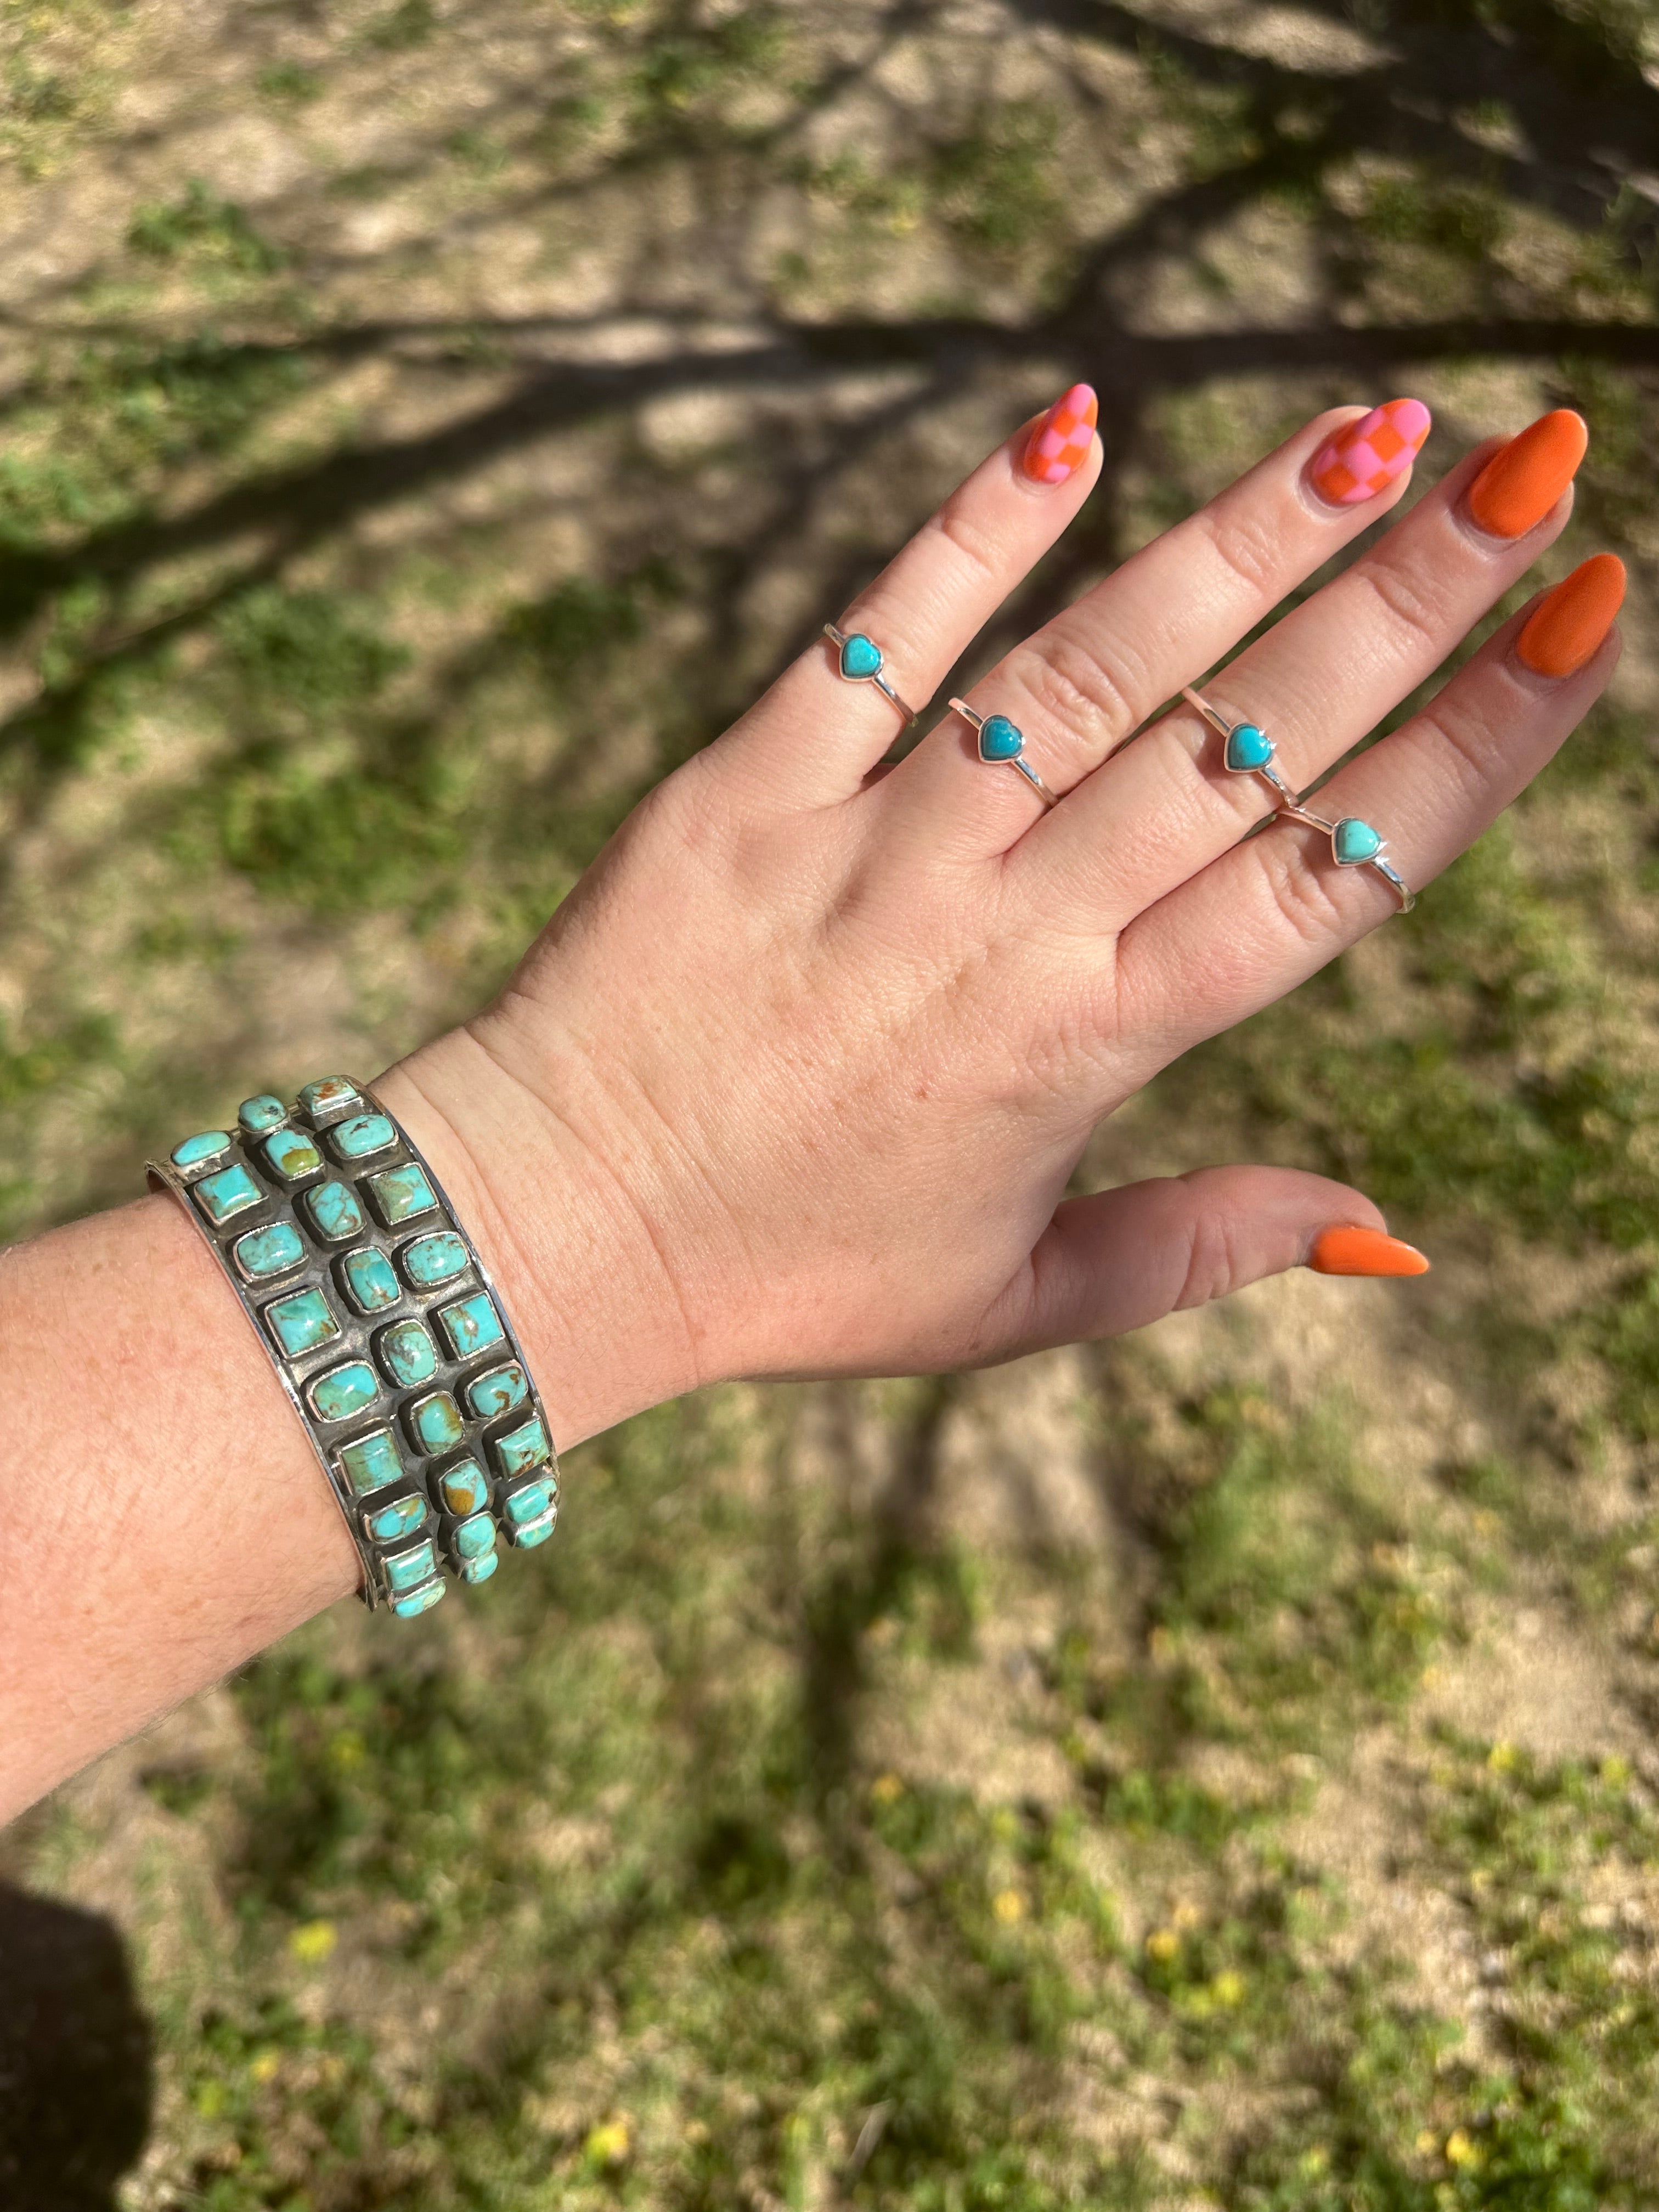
1516, 552, 1626, 678
1308, 1226, 1430, 1278
1307, 397, 1431, 505
1022, 383, 1098, 485
1466, 409, 1588, 539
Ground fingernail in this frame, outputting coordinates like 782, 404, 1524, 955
1022, 383, 1098, 486
1466, 409, 1588, 539
1308, 398, 1431, 506
1308, 1225, 1430, 1278
1516, 552, 1626, 678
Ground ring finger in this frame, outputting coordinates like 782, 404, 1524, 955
1113, 557, 1626, 1076
1028, 411, 1588, 929
879, 397, 1433, 860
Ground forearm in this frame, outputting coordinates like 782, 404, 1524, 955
0, 1188, 357, 1820
0, 1035, 683, 1823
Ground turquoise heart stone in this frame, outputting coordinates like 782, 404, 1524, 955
1332, 817, 1383, 866
840, 633, 883, 680
979, 714, 1024, 763
1224, 722, 1273, 773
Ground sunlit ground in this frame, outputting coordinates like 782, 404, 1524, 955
2, 0, 1658, 2203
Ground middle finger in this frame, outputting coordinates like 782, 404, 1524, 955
877, 398, 1430, 862
1026, 413, 1584, 930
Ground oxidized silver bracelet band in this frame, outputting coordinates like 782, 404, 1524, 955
148, 1075, 559, 1618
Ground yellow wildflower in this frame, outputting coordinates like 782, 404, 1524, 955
287, 1920, 337, 1964
585, 2118, 631, 2166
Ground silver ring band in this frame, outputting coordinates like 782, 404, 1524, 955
1276, 803, 1417, 911
947, 698, 1060, 808
823, 624, 918, 724
1181, 685, 1300, 808
1183, 684, 1415, 912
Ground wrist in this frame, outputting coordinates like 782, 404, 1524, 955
375, 1023, 704, 1449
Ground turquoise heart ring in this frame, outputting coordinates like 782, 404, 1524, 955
1278, 801, 1415, 910
947, 699, 1060, 807
823, 624, 918, 725
1181, 682, 1413, 911
1181, 685, 1299, 808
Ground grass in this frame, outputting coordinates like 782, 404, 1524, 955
2, 0, 1659, 2204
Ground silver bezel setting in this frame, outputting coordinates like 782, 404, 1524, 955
149, 1076, 560, 1613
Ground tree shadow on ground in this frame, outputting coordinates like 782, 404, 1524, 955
1, 0, 1654, 809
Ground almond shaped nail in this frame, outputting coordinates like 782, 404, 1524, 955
1516, 553, 1626, 678
1466, 409, 1588, 539
1308, 1225, 1430, 1278
1308, 398, 1431, 506
1022, 383, 1098, 486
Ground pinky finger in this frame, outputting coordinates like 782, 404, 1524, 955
1116, 556, 1626, 1074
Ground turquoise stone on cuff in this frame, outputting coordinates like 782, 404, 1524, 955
436, 1290, 504, 1361
466, 1362, 528, 1420
978, 714, 1024, 764
365, 1163, 437, 1226
331, 1111, 396, 1161
234, 1221, 306, 1280
840, 633, 883, 679
435, 1458, 490, 1518
298, 1075, 359, 1122
263, 1126, 323, 1183
392, 1577, 445, 1617
399, 1231, 469, 1289
376, 1318, 438, 1388
514, 1509, 557, 1548
172, 1130, 232, 1173
338, 1428, 404, 1497
264, 1286, 340, 1359
383, 1538, 438, 1594
306, 1180, 366, 1244
364, 1491, 429, 1545
408, 1391, 465, 1455
460, 1551, 499, 1586
453, 1513, 495, 1561
503, 1477, 554, 1526
1224, 723, 1274, 773
309, 1359, 380, 1422
194, 1161, 264, 1226
340, 1246, 400, 1313
238, 1094, 287, 1137
495, 1416, 551, 1479
1333, 817, 1383, 866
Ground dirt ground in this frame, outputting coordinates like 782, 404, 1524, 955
3, 0, 1659, 2204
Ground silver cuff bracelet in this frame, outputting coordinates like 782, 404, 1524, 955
148, 1075, 559, 1617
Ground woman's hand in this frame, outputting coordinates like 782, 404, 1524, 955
0, 393, 1619, 1818
383, 394, 1617, 1448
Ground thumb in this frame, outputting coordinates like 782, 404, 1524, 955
1006, 1164, 1428, 1354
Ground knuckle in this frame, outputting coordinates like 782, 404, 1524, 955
928, 497, 1003, 591
1259, 826, 1354, 951
1014, 628, 1144, 752
1414, 697, 1494, 799
1196, 502, 1282, 601
1176, 1203, 1245, 1311
1359, 552, 1452, 655
1024, 981, 1120, 1098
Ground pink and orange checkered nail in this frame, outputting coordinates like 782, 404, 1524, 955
1307, 398, 1431, 506
1022, 383, 1098, 486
